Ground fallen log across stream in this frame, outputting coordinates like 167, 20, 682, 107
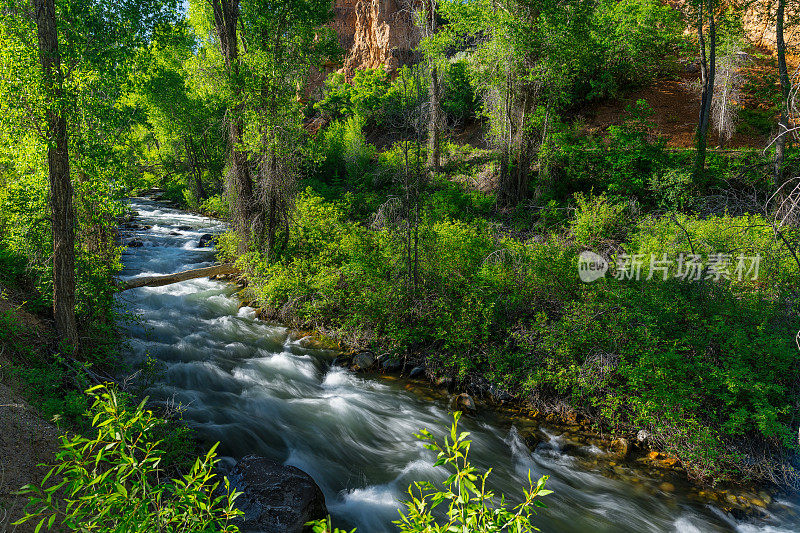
117, 263, 238, 291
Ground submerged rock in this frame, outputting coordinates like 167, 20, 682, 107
522, 428, 551, 450
434, 376, 453, 389
487, 385, 512, 403
127, 239, 144, 248
229, 456, 327, 533
609, 438, 630, 460
379, 354, 402, 372
332, 354, 353, 367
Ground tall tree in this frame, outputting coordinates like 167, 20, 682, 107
774, 0, 791, 190
210, 0, 256, 250
417, 0, 442, 173
238, 0, 337, 257
693, 0, 717, 179
34, 0, 78, 349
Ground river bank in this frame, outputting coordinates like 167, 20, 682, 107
117, 197, 800, 532
224, 302, 788, 520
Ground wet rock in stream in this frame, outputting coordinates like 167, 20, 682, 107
229, 456, 327, 533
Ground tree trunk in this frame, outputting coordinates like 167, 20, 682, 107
694, 1, 716, 180
212, 0, 255, 250
185, 138, 207, 201
774, 0, 790, 191
118, 264, 237, 291
35, 0, 78, 350
428, 65, 441, 173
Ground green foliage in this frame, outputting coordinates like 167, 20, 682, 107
605, 100, 665, 199
571, 193, 631, 249
591, 0, 684, 95
395, 412, 551, 532
16, 385, 242, 532
307, 516, 356, 533
234, 183, 800, 485
314, 116, 376, 185
315, 68, 403, 126
13, 362, 89, 428
648, 167, 695, 210
200, 194, 230, 218
441, 60, 476, 124
307, 413, 551, 532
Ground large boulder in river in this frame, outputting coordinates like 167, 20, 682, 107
229, 456, 327, 533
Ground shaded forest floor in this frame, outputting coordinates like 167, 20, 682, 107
583, 45, 785, 149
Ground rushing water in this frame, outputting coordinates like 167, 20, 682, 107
117, 198, 800, 533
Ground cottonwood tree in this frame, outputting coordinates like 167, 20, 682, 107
415, 0, 443, 174
439, 0, 593, 205
773, 0, 794, 190
193, 0, 337, 255
691, 0, 718, 178
131, 24, 225, 205
238, 0, 338, 258
0, 0, 176, 349
34, 0, 77, 349
208, 0, 256, 250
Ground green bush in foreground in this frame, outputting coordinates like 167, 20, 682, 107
309, 412, 551, 533
16, 385, 242, 532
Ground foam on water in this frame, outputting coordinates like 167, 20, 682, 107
116, 198, 800, 533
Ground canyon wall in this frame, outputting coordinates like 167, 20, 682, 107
330, 0, 422, 76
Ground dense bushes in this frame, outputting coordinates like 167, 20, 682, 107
226, 185, 800, 486
314, 68, 408, 127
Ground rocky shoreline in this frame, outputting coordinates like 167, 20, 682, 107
227, 286, 788, 522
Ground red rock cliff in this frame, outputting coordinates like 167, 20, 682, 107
741, 1, 800, 50
331, 0, 422, 76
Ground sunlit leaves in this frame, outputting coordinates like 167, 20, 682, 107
15, 384, 243, 532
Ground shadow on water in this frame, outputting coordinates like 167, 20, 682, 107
117, 198, 800, 533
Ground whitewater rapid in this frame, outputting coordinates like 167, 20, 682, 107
116, 198, 800, 532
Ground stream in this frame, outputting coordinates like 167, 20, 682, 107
117, 198, 800, 533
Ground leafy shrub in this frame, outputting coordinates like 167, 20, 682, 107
441, 60, 476, 124
648, 167, 694, 209
315, 116, 376, 185
315, 68, 403, 126
592, 0, 684, 91
571, 192, 631, 248
396, 412, 551, 532
16, 385, 242, 532
605, 100, 665, 199
200, 194, 230, 218
13, 362, 89, 427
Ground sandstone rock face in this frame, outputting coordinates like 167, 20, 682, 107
331, 0, 421, 76
741, 1, 800, 50
672, 1, 799, 51
229, 456, 328, 533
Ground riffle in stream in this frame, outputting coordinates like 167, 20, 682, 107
117, 198, 800, 533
